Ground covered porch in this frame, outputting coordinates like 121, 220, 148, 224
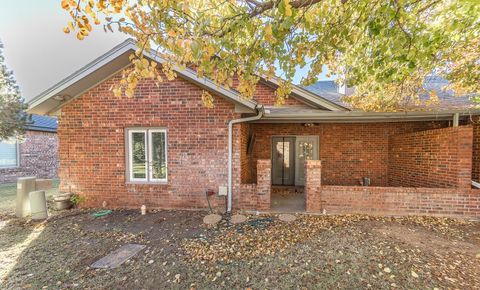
237, 112, 480, 218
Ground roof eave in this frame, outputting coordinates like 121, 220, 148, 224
25, 126, 57, 133
28, 39, 257, 115
28, 39, 137, 114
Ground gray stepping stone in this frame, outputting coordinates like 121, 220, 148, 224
279, 214, 296, 222
203, 214, 222, 225
91, 244, 146, 269
230, 214, 247, 224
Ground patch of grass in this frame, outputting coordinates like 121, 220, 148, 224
0, 179, 59, 215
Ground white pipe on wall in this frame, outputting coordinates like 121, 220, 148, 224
453, 113, 460, 127
227, 105, 264, 212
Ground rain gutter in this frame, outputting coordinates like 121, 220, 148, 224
227, 105, 265, 212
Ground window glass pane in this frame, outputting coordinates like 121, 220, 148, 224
0, 139, 17, 167
131, 132, 146, 179
151, 132, 166, 179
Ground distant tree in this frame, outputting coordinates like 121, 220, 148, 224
62, 0, 479, 111
0, 41, 28, 140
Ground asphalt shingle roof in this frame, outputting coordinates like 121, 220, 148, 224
305, 81, 347, 108
305, 77, 478, 110
26, 114, 57, 133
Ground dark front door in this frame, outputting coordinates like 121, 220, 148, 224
272, 137, 295, 185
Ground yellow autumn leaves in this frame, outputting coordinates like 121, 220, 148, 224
264, 24, 275, 44
59, 0, 480, 111
61, 0, 115, 40
61, 0, 96, 40
112, 55, 175, 98
283, 0, 293, 17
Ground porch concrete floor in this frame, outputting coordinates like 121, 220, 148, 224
270, 186, 305, 212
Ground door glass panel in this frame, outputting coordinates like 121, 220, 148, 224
131, 132, 146, 179
299, 141, 314, 161
284, 137, 295, 185
272, 137, 295, 185
295, 136, 319, 186
151, 131, 166, 180
283, 141, 291, 181
273, 139, 284, 184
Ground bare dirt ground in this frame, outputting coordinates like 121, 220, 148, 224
0, 209, 479, 289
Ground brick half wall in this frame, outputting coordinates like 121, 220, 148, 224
238, 159, 271, 211
388, 126, 473, 188
319, 186, 480, 219
304, 160, 480, 219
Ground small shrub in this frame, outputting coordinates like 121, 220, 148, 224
70, 193, 86, 207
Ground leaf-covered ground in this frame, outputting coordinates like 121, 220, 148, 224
0, 209, 479, 289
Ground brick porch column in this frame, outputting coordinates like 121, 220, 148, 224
256, 159, 271, 211
305, 160, 322, 212
456, 126, 473, 188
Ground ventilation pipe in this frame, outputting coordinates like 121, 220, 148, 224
227, 105, 264, 212
453, 113, 459, 127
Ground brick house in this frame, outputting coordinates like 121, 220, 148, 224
28, 39, 480, 218
0, 115, 58, 184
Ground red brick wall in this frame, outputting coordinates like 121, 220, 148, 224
249, 122, 447, 186
303, 161, 480, 218
253, 81, 308, 106
0, 130, 58, 184
318, 186, 480, 218
240, 123, 253, 184
305, 160, 322, 212
232, 78, 309, 107
388, 126, 473, 188
237, 159, 271, 211
58, 72, 244, 209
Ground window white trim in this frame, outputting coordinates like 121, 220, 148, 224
128, 129, 148, 182
126, 128, 168, 184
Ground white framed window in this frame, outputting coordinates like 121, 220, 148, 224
126, 128, 167, 183
0, 138, 19, 168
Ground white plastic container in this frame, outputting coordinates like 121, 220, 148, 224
16, 177, 36, 218
29, 190, 48, 220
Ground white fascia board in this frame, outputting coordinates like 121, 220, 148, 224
28, 39, 137, 112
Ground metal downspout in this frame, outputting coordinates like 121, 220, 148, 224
453, 113, 460, 127
227, 105, 264, 212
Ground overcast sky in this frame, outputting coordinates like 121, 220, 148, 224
0, 1, 126, 101
0, 1, 332, 101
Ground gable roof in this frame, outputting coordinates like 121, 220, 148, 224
305, 80, 346, 107
28, 39, 258, 115
259, 78, 348, 111
306, 78, 478, 110
28, 39, 346, 115
26, 114, 57, 133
